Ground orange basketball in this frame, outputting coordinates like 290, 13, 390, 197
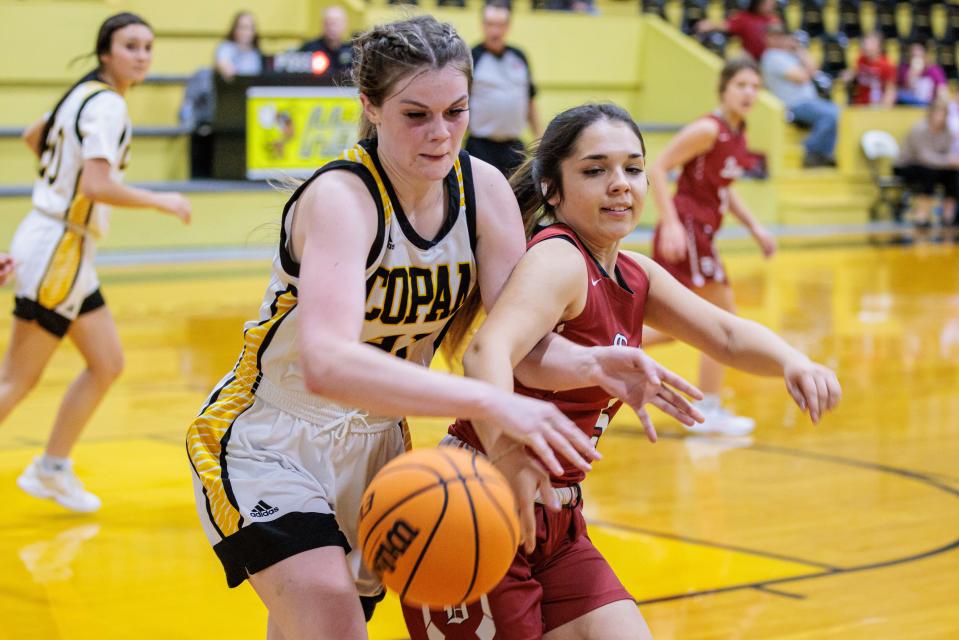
358, 446, 519, 607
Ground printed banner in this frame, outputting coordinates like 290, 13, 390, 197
246, 86, 360, 179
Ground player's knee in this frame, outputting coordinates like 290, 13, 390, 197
91, 351, 124, 384
0, 365, 43, 401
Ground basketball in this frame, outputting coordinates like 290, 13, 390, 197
358, 446, 519, 607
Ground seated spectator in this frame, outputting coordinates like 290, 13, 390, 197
215, 11, 263, 80
299, 5, 353, 84
695, 0, 781, 62
894, 99, 959, 227
761, 24, 839, 167
897, 41, 948, 106
843, 32, 896, 107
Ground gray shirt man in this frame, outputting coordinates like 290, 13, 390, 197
469, 44, 537, 141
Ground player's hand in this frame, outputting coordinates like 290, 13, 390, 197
479, 393, 599, 476
157, 192, 192, 224
657, 220, 688, 263
783, 359, 841, 424
586, 346, 705, 440
487, 442, 554, 554
752, 225, 777, 258
0, 254, 14, 286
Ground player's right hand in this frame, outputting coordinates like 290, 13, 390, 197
480, 393, 599, 477
657, 220, 688, 263
0, 253, 14, 286
487, 442, 555, 554
158, 192, 192, 224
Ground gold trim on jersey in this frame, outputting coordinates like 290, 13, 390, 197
186, 289, 298, 537
336, 143, 467, 232
37, 192, 94, 309
340, 144, 395, 228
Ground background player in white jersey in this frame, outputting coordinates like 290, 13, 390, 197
2, 13, 191, 513
187, 16, 701, 640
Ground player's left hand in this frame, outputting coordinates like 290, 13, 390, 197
753, 226, 777, 258
784, 359, 841, 423
586, 346, 705, 440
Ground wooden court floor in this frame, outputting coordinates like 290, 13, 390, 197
1, 239, 957, 639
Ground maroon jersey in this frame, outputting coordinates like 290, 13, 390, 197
673, 112, 752, 230
449, 223, 649, 485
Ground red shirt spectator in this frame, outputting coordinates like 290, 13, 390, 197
727, 10, 780, 61
851, 53, 896, 105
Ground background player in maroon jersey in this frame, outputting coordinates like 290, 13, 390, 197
650, 57, 777, 436
0, 254, 12, 286
402, 103, 840, 639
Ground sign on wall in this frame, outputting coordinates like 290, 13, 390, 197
246, 87, 360, 179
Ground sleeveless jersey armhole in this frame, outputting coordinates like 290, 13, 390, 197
73, 88, 111, 143
460, 151, 478, 254
278, 161, 387, 278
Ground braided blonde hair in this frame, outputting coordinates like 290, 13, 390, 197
352, 15, 473, 139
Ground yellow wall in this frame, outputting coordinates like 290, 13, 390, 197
0, 136, 189, 186
0, 190, 287, 251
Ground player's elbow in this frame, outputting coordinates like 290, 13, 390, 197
21, 130, 39, 155
300, 337, 346, 397
78, 174, 106, 201
302, 355, 337, 397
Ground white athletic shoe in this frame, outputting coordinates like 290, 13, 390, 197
17, 458, 101, 513
685, 399, 756, 437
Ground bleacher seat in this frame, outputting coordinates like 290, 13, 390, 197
642, 0, 668, 19
820, 32, 849, 78
837, 0, 862, 39
801, 0, 826, 38
909, 1, 935, 42
682, 0, 710, 34
874, 0, 900, 40
934, 40, 959, 80
861, 129, 904, 222
723, 0, 747, 15
699, 29, 728, 56
942, 3, 959, 42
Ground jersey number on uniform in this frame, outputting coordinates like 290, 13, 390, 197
39, 128, 65, 185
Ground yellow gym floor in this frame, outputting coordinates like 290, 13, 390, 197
1, 239, 957, 639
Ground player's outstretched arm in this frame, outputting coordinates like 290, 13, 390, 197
79, 158, 191, 223
630, 250, 841, 423
293, 170, 597, 475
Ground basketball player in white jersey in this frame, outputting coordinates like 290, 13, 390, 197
187, 15, 702, 640
3, 13, 190, 513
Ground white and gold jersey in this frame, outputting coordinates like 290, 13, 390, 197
32, 79, 131, 239
195, 138, 478, 427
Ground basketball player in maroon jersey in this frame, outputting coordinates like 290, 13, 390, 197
402, 103, 840, 639
650, 57, 776, 436
0, 254, 12, 286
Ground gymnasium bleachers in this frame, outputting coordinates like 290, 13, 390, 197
663, 0, 959, 83
0, 0, 940, 243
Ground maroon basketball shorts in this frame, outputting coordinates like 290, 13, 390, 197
402, 501, 634, 639
653, 217, 728, 289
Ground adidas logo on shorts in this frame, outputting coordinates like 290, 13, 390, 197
250, 500, 279, 518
